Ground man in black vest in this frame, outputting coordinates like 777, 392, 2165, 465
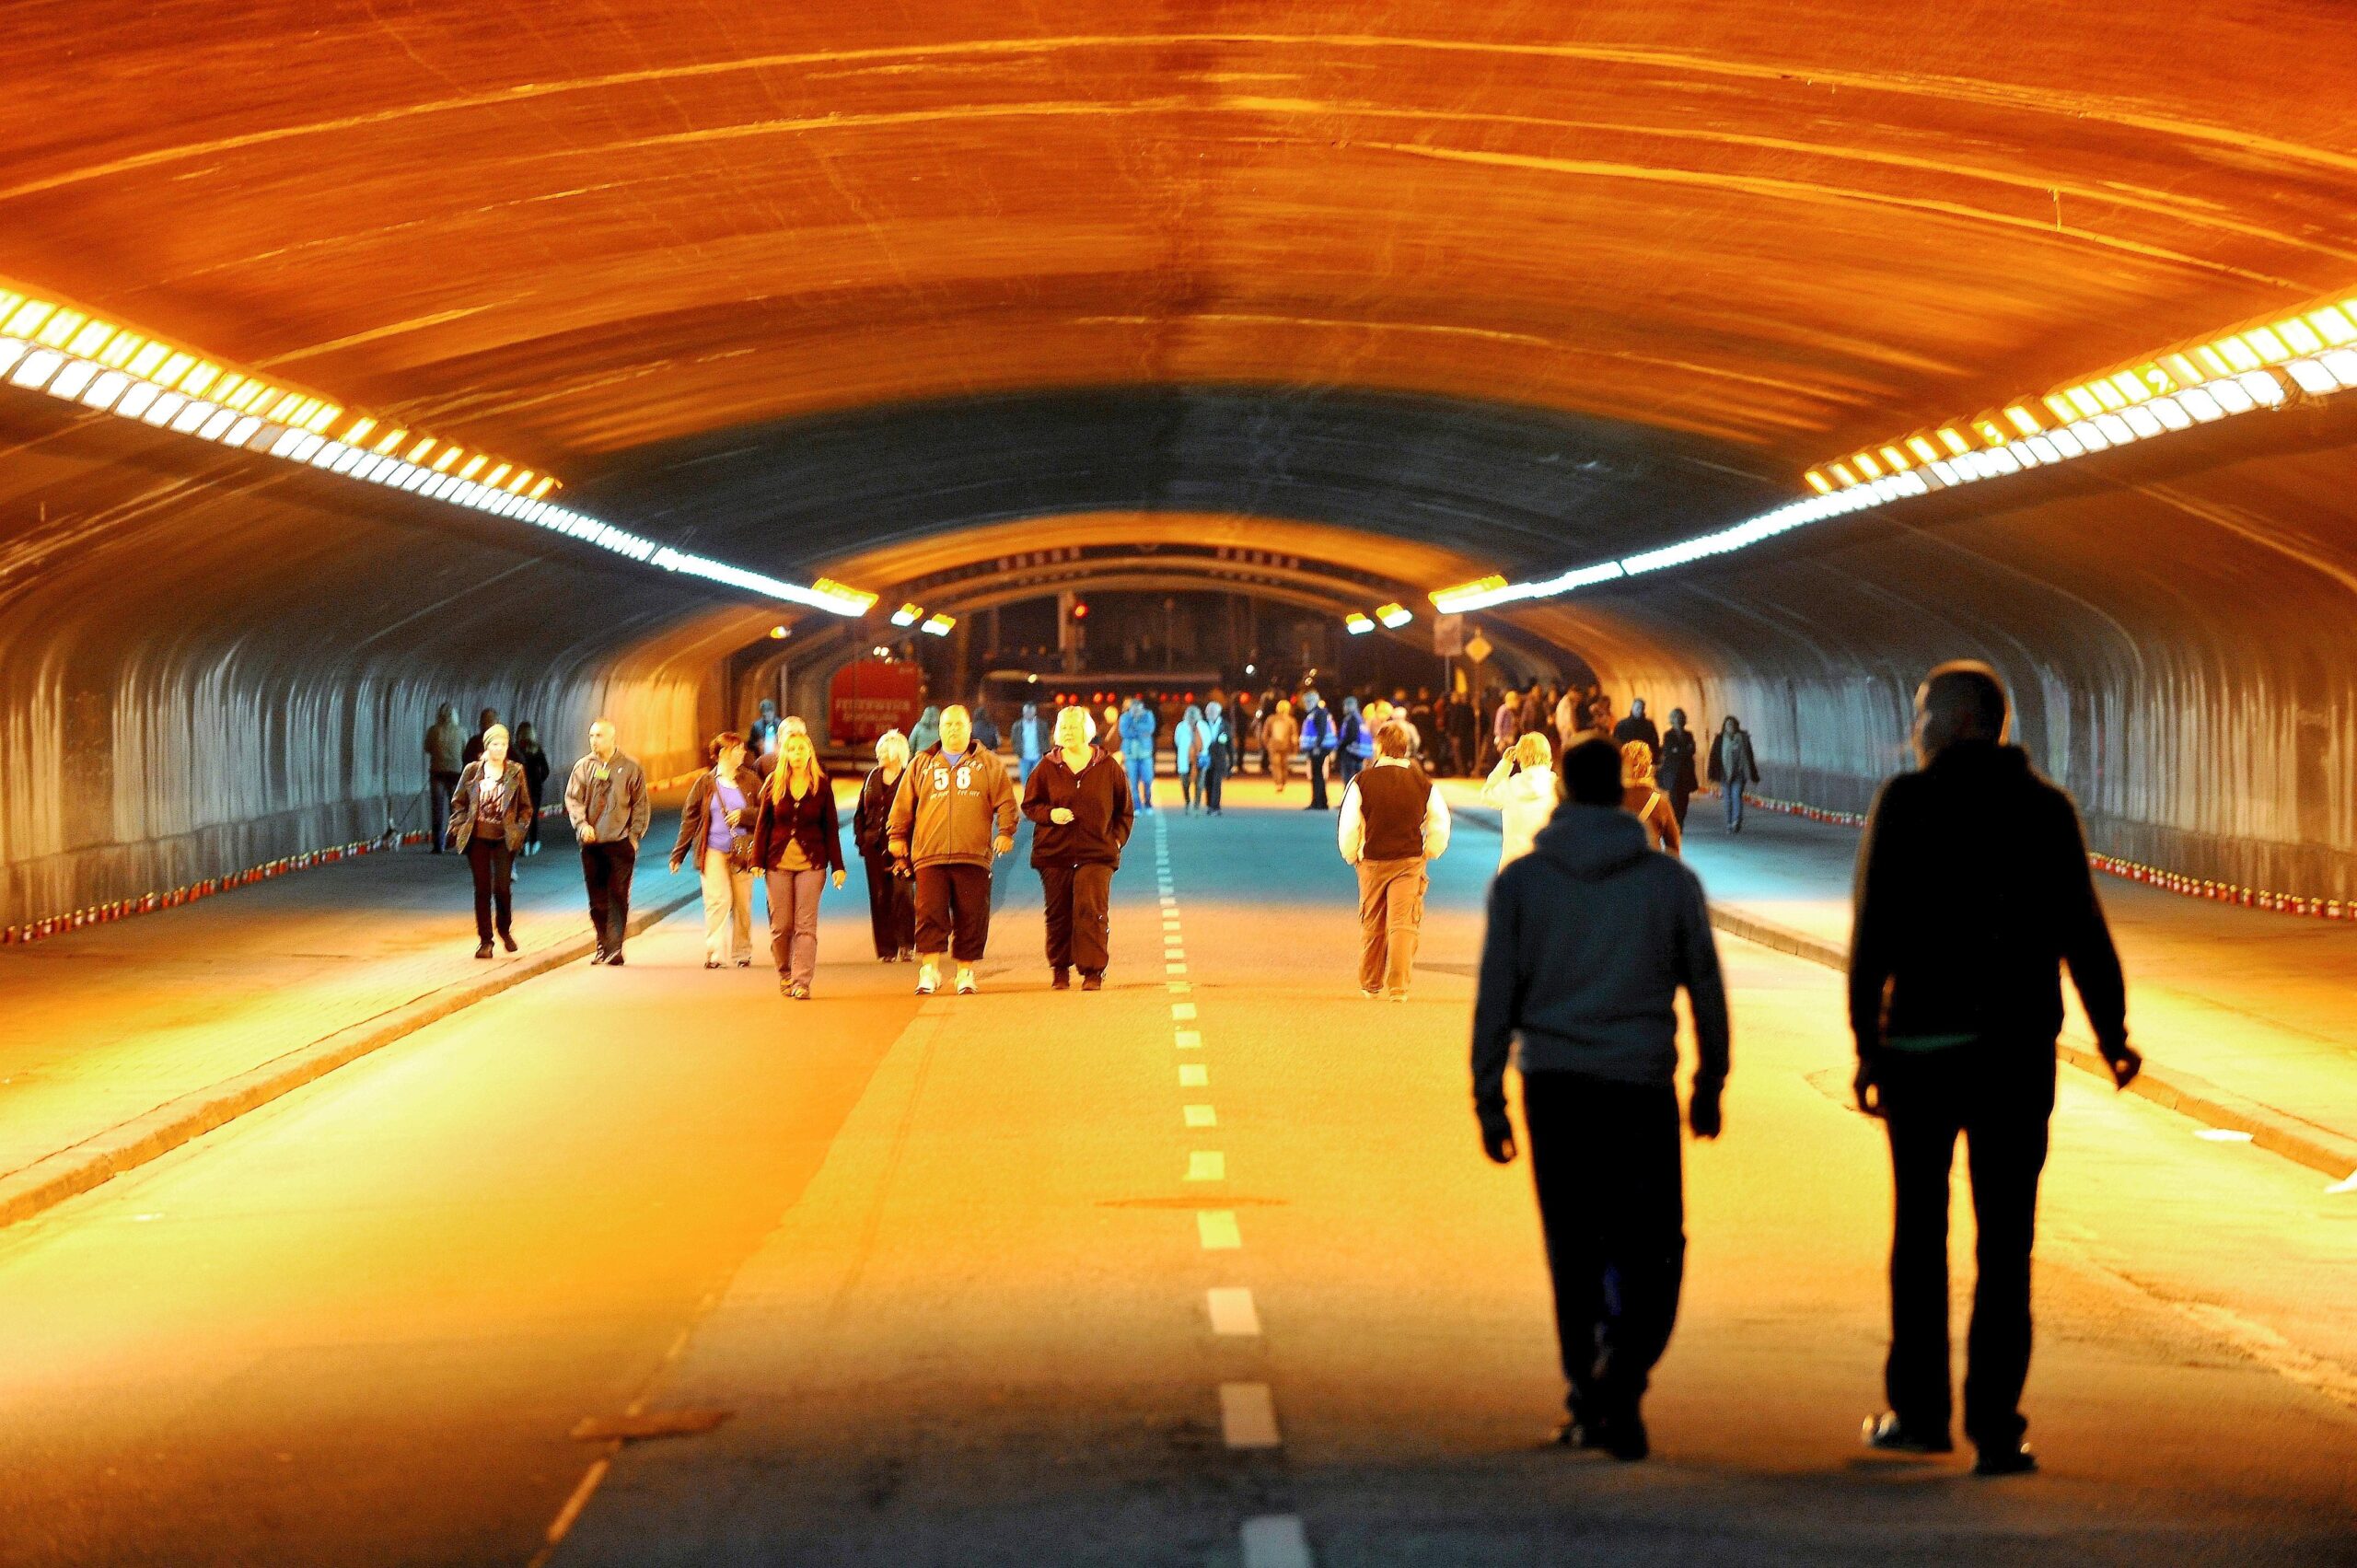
1337, 721, 1451, 1000
1851, 661, 2140, 1475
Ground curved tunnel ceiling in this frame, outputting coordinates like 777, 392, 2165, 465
5, 5, 2357, 920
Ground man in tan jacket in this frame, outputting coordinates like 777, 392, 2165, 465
888, 703, 1018, 995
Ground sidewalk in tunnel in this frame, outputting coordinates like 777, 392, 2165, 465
1441, 778, 2357, 1183
0, 807, 701, 1225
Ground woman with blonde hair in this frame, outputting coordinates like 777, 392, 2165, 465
753, 727, 847, 999
853, 729, 918, 961
1480, 729, 1559, 869
447, 723, 534, 958
669, 730, 764, 969
1262, 698, 1300, 791
1620, 738, 1681, 855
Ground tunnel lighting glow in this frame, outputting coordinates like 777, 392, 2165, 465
1376, 601, 1414, 629
891, 602, 924, 627
1344, 612, 1376, 634
0, 278, 877, 618
1434, 288, 2357, 614
921, 612, 956, 636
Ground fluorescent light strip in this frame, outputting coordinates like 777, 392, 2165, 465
0, 308, 877, 617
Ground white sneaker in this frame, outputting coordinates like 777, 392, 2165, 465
956, 967, 978, 994
916, 963, 939, 995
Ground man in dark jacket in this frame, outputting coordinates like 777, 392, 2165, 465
1471, 738, 1728, 1460
1610, 697, 1662, 758
1851, 661, 2140, 1476
1655, 708, 1701, 829
1022, 705, 1135, 990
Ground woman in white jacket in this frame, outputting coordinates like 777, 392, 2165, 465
1480, 731, 1559, 868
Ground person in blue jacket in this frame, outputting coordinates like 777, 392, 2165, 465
1299, 691, 1339, 810
1117, 695, 1158, 812
1335, 697, 1373, 792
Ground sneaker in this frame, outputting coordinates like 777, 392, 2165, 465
788, 981, 810, 1001
1863, 1412, 1953, 1455
916, 964, 939, 995
1051, 968, 1071, 991
1388, 991, 1410, 1003
1973, 1442, 2038, 1476
735, 956, 751, 968
1362, 987, 1382, 999
1080, 972, 1103, 992
1549, 1418, 1608, 1451
606, 951, 624, 968
589, 949, 610, 966
705, 958, 723, 970
956, 967, 978, 995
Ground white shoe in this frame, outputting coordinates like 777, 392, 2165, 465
916, 963, 939, 995
956, 967, 978, 994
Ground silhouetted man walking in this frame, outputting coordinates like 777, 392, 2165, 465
1472, 738, 1728, 1460
1852, 661, 2140, 1475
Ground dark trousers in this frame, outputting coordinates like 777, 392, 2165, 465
1667, 785, 1693, 829
579, 841, 637, 956
1039, 862, 1113, 975
1880, 1043, 2053, 1448
913, 863, 992, 963
466, 838, 514, 941
1305, 748, 1331, 808
1203, 757, 1227, 813
429, 771, 461, 852
863, 851, 915, 958
1524, 1072, 1687, 1425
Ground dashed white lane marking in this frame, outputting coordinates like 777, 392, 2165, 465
1183, 1103, 1217, 1128
1176, 1029, 1202, 1050
524, 1456, 612, 1566
1198, 1210, 1242, 1249
1172, 1002, 1198, 1019
1187, 1150, 1225, 1180
1241, 1514, 1314, 1567
2195, 1128, 2256, 1142
1160, 897, 1178, 909
1168, 981, 1191, 993
1179, 1063, 1209, 1087
2330, 1169, 2357, 1194
1220, 1383, 1283, 1448
1207, 1286, 1260, 1335
1167, 962, 1190, 975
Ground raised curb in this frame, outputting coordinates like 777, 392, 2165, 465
1450, 798, 2357, 1184
0, 889, 699, 1230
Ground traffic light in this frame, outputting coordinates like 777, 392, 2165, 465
1070, 599, 1089, 621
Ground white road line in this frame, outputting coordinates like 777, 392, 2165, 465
1220, 1383, 1283, 1448
1176, 1029, 1202, 1049
1168, 981, 1191, 993
524, 1456, 611, 1567
1241, 1514, 1314, 1567
1197, 1209, 1242, 1249
1207, 1285, 1260, 1335
1184, 1103, 1217, 1128
1186, 1150, 1225, 1180
1167, 962, 1189, 975
1179, 1063, 1209, 1087
1172, 1002, 1198, 1019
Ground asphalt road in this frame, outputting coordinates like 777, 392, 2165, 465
0, 778, 2350, 1566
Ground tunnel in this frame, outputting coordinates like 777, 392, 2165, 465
3, 8, 2354, 1566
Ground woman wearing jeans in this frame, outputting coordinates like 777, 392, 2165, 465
447, 724, 534, 958
753, 728, 846, 1000
669, 730, 764, 968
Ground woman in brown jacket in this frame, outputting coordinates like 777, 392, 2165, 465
754, 729, 847, 1000
669, 730, 765, 969
447, 723, 535, 958
1620, 739, 1682, 856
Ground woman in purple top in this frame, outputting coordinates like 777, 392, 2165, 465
670, 730, 765, 969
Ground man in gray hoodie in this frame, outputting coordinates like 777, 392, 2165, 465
1471, 736, 1729, 1460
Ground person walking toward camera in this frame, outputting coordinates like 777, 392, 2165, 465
1707, 715, 1760, 832
888, 703, 1018, 996
1471, 736, 1729, 1461
669, 730, 764, 970
1337, 722, 1450, 1000
564, 718, 651, 966
447, 723, 533, 958
1655, 709, 1700, 830
854, 730, 918, 962
424, 703, 466, 854
1851, 661, 2139, 1476
1023, 705, 1134, 990
1201, 701, 1234, 815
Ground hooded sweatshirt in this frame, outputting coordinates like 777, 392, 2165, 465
1471, 804, 1729, 1122
887, 741, 1018, 869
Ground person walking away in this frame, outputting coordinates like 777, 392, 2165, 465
1201, 701, 1233, 816
1707, 716, 1760, 832
1024, 706, 1134, 990
1337, 722, 1451, 1000
1470, 736, 1729, 1461
447, 723, 533, 958
1299, 691, 1338, 810
1012, 702, 1049, 791
462, 706, 502, 766
1621, 740, 1681, 855
1336, 697, 1372, 792
1262, 699, 1299, 792
754, 729, 847, 999
513, 722, 552, 857
853, 730, 918, 961
1173, 703, 1209, 813
669, 730, 763, 970
1118, 695, 1158, 812
1655, 710, 1700, 830
888, 703, 1018, 995
424, 703, 465, 853
911, 704, 943, 755
1613, 698, 1662, 758
1851, 661, 2139, 1476
1480, 731, 1558, 869
563, 718, 651, 965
